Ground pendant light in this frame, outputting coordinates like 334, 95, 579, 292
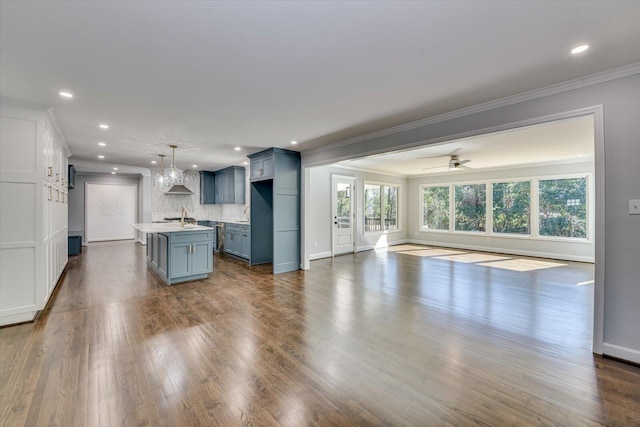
154, 154, 168, 187
164, 144, 184, 186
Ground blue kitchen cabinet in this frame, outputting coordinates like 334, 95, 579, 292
224, 223, 250, 260
214, 166, 245, 204
145, 229, 213, 285
249, 153, 274, 181
247, 148, 300, 274
199, 171, 215, 204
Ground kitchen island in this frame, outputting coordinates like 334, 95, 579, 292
131, 223, 214, 285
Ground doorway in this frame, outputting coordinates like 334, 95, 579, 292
86, 183, 137, 242
332, 175, 356, 256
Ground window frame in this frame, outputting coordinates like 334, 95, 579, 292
363, 181, 402, 234
418, 172, 591, 243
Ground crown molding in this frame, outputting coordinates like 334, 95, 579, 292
303, 62, 640, 156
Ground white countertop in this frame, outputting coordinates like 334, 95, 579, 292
131, 223, 213, 234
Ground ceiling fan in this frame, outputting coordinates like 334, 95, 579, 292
421, 154, 472, 171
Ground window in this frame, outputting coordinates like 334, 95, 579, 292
539, 177, 587, 238
364, 184, 381, 231
454, 184, 486, 232
422, 186, 449, 230
493, 181, 530, 234
364, 183, 400, 232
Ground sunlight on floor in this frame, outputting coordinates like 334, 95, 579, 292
386, 244, 568, 272
478, 258, 567, 272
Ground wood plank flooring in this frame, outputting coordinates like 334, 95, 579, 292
1, 242, 639, 426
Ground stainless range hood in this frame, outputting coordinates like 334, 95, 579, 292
165, 184, 193, 195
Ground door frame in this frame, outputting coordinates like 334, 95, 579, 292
331, 174, 356, 256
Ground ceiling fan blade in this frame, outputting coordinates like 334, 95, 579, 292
458, 159, 471, 165
416, 154, 449, 160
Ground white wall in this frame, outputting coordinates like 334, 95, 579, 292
407, 162, 595, 262
68, 174, 143, 245
308, 165, 408, 259
302, 69, 640, 363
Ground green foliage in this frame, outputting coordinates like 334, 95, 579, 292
384, 186, 398, 230
493, 181, 530, 234
539, 178, 587, 238
423, 186, 449, 230
454, 184, 486, 231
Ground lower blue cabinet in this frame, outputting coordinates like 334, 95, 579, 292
146, 229, 213, 285
224, 223, 250, 261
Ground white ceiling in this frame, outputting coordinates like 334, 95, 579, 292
338, 115, 594, 176
1, 1, 639, 172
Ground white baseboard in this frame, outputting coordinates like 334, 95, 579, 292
309, 251, 332, 260
406, 239, 594, 263
603, 343, 640, 364
358, 239, 409, 253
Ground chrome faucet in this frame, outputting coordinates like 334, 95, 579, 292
243, 206, 250, 220
180, 207, 187, 228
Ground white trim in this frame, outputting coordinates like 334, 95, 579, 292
304, 63, 640, 157
603, 343, 640, 365
592, 106, 605, 355
357, 239, 409, 253
309, 251, 332, 261
406, 239, 594, 263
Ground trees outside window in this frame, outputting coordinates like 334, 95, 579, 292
384, 186, 399, 230
364, 183, 400, 232
454, 184, 486, 232
493, 181, 530, 234
364, 184, 381, 231
422, 186, 449, 230
539, 178, 587, 238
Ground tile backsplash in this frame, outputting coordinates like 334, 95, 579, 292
152, 171, 249, 221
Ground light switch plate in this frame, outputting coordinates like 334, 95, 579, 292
630, 200, 640, 215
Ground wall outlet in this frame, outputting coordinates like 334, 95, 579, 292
630, 199, 640, 215
314, 241, 318, 248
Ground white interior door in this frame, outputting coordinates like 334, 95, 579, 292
86, 183, 137, 242
332, 175, 356, 256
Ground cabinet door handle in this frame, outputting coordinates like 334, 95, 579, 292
56, 189, 59, 202
48, 166, 53, 177
259, 168, 263, 176
48, 186, 52, 201
55, 173, 59, 183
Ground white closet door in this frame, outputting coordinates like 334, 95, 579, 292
86, 183, 137, 242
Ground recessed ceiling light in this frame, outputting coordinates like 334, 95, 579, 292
113, 167, 118, 170
98, 155, 105, 159
59, 91, 73, 98
99, 124, 109, 129
151, 160, 157, 164
234, 147, 241, 151
192, 165, 197, 168
570, 44, 589, 55
111, 171, 116, 175
98, 142, 106, 147
291, 140, 298, 145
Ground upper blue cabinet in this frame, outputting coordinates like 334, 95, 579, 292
214, 166, 245, 204
249, 151, 275, 181
199, 171, 215, 204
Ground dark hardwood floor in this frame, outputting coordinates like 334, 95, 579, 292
1, 242, 639, 426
